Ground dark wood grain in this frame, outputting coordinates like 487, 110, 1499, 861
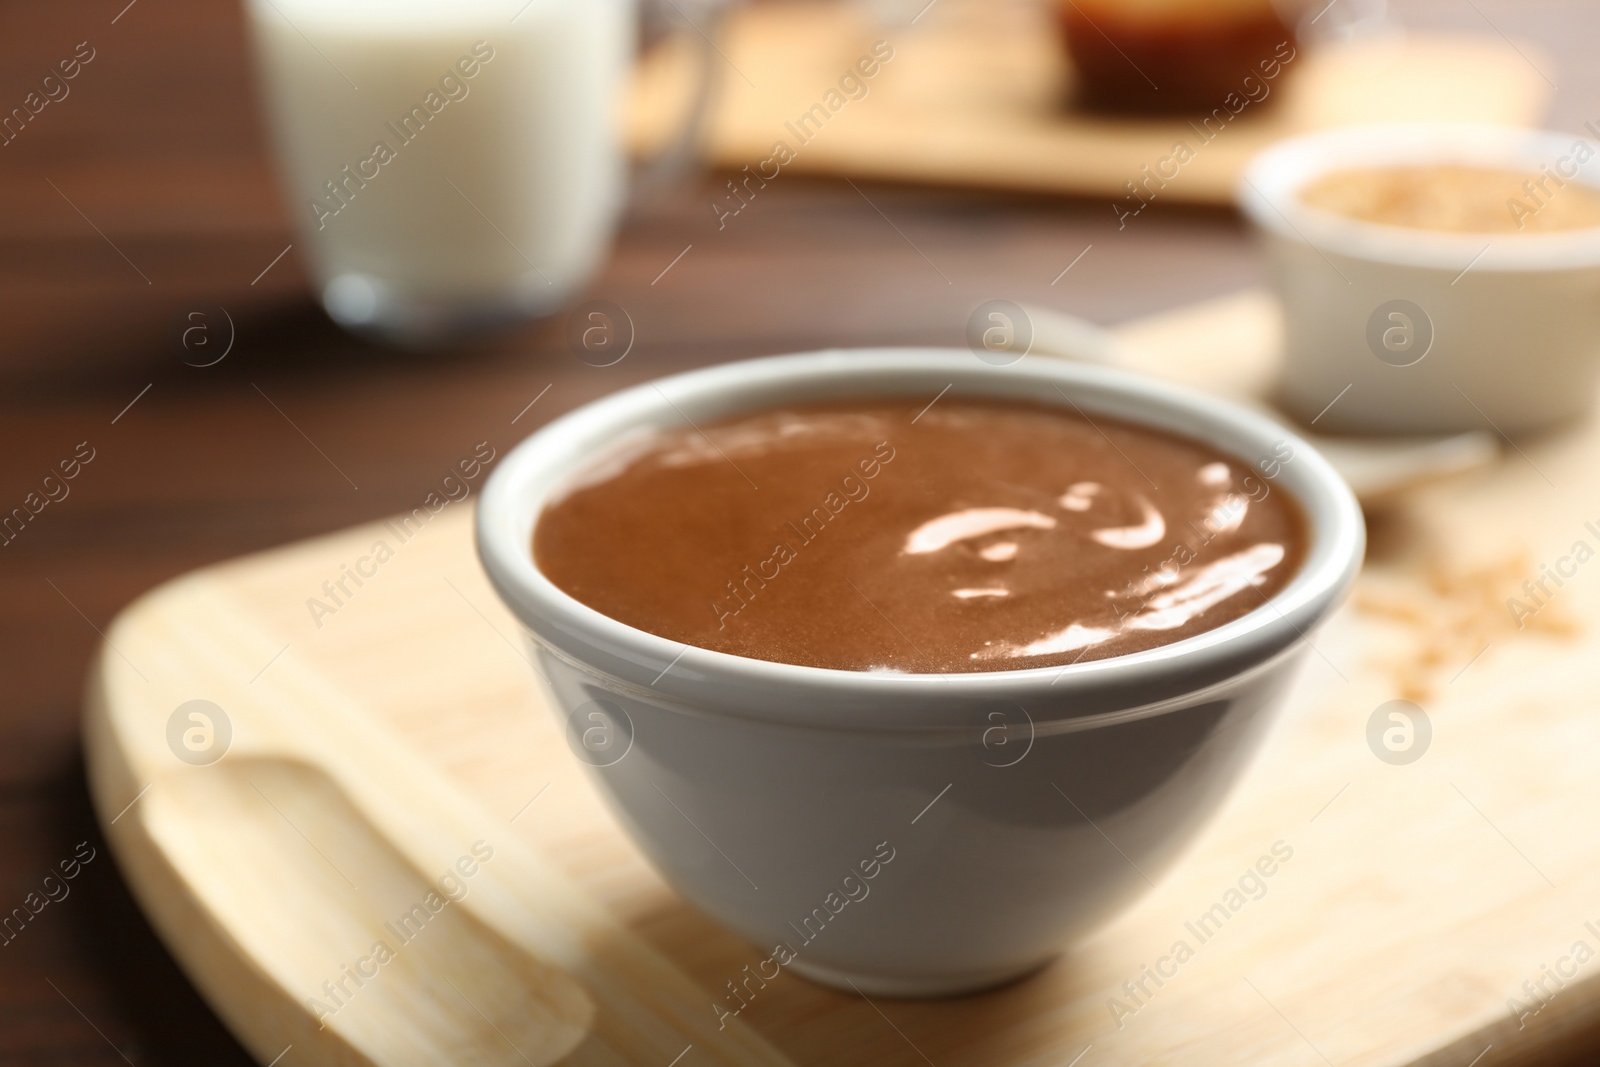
0, 0, 1593, 1063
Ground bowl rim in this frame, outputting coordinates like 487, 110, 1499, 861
1237, 122, 1600, 272
476, 348, 1365, 732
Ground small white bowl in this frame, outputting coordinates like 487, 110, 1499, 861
477, 349, 1363, 996
1239, 123, 1600, 435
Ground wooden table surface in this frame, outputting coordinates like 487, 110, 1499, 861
0, 0, 1592, 1062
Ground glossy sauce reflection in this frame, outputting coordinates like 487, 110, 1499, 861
534, 399, 1306, 673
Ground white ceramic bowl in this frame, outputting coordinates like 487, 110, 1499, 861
1239, 123, 1600, 435
477, 349, 1364, 996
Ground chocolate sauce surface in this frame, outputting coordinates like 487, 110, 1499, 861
534, 398, 1306, 673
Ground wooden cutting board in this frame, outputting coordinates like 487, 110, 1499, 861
87, 291, 1600, 1065
627, 0, 1552, 204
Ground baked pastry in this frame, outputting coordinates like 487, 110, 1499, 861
1060, 0, 1298, 114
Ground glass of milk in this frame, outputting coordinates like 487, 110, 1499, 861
245, 0, 652, 344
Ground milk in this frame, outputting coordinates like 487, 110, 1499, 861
245, 0, 635, 340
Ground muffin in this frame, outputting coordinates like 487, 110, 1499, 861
1060, 0, 1298, 114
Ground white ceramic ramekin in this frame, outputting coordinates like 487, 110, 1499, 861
477, 349, 1364, 996
1239, 123, 1600, 435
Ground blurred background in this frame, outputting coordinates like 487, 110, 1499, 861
0, 0, 1594, 1062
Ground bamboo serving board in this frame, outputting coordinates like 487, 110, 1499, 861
88, 291, 1600, 1065
627, 0, 1552, 204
